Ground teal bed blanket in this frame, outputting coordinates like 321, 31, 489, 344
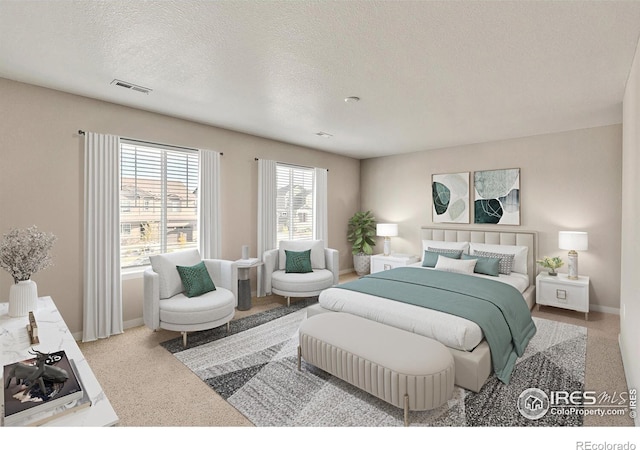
335, 267, 536, 384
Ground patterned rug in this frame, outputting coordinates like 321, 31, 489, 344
161, 301, 587, 426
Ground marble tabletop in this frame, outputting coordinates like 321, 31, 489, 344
1, 296, 119, 426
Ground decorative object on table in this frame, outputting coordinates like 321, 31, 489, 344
474, 168, 520, 225
0, 225, 57, 317
27, 311, 39, 344
536, 256, 564, 276
3, 349, 83, 426
241, 245, 249, 260
347, 210, 377, 276
432, 172, 470, 223
558, 231, 588, 280
376, 223, 398, 256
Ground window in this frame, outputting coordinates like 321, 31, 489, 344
120, 141, 199, 268
276, 163, 315, 242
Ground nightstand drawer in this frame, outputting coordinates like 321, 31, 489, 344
537, 280, 588, 312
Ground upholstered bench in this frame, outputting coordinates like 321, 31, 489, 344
297, 312, 455, 426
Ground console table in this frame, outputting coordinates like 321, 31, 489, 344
1, 296, 119, 426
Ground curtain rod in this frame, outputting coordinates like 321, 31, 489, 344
78, 130, 223, 155
254, 157, 328, 172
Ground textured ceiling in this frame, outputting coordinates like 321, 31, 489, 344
2, 1, 640, 159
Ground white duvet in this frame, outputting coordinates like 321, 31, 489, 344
318, 265, 530, 352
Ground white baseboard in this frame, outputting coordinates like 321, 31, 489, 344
124, 317, 144, 330
590, 304, 620, 315
72, 316, 145, 341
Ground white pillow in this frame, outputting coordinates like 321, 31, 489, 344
149, 249, 202, 299
434, 255, 477, 274
279, 240, 325, 270
469, 243, 528, 275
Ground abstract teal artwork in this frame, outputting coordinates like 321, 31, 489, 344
432, 172, 469, 223
474, 168, 520, 225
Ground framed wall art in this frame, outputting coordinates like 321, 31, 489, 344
473, 168, 520, 225
431, 172, 470, 223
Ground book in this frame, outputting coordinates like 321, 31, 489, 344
236, 257, 260, 266
3, 350, 84, 426
17, 359, 92, 427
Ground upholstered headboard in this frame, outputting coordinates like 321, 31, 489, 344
420, 226, 538, 288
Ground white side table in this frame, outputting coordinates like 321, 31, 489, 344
536, 273, 590, 320
235, 259, 263, 311
1, 297, 119, 426
370, 253, 420, 274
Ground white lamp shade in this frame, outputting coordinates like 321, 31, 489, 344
558, 231, 588, 251
377, 223, 398, 237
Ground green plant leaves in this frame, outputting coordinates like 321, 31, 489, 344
347, 210, 377, 255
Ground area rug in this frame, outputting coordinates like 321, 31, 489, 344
161, 303, 586, 427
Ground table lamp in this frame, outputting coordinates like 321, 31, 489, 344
377, 223, 398, 256
558, 231, 588, 279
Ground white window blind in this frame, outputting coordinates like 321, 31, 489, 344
120, 141, 199, 268
276, 163, 315, 242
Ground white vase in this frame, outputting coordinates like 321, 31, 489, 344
8, 279, 38, 317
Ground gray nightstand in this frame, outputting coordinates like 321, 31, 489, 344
536, 272, 590, 320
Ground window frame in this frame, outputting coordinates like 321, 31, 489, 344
119, 139, 199, 270
275, 162, 316, 242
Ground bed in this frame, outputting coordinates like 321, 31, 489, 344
310, 226, 538, 392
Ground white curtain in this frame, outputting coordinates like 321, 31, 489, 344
314, 167, 328, 243
83, 132, 123, 342
257, 159, 277, 297
198, 149, 221, 259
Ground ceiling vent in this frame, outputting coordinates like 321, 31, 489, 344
111, 79, 152, 94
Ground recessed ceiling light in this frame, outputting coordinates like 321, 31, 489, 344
344, 96, 360, 103
315, 132, 333, 138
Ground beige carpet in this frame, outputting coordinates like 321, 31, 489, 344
78, 272, 633, 427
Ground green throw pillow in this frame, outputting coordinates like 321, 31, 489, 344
422, 248, 463, 267
461, 253, 500, 277
285, 249, 313, 273
176, 261, 216, 298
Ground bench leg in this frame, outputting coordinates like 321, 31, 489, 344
297, 345, 301, 371
404, 394, 409, 427
287, 296, 291, 307
182, 331, 188, 348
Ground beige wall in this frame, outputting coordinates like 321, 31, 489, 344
360, 125, 622, 312
621, 34, 640, 425
0, 78, 360, 334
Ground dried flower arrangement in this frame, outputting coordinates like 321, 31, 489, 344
0, 226, 57, 284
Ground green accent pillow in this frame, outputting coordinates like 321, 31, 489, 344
285, 249, 313, 273
176, 261, 216, 297
422, 248, 463, 267
461, 253, 500, 277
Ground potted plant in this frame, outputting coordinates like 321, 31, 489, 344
536, 256, 564, 276
0, 225, 57, 317
347, 210, 377, 276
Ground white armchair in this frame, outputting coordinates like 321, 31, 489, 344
263, 240, 339, 306
143, 249, 238, 347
